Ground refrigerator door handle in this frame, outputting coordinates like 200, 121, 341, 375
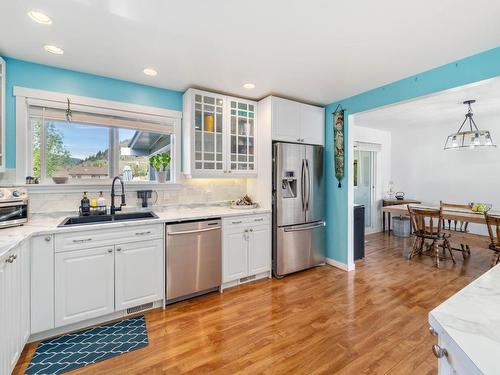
284, 221, 325, 232
305, 159, 311, 211
301, 159, 306, 211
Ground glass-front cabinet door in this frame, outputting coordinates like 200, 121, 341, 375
228, 98, 256, 174
193, 92, 225, 174
183, 89, 257, 178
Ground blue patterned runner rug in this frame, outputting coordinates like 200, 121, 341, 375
25, 315, 148, 374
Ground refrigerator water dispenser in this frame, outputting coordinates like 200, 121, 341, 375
281, 171, 297, 198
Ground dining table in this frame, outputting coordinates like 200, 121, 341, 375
382, 203, 499, 231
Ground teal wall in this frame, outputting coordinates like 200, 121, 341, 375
325, 46, 500, 264
3, 57, 183, 168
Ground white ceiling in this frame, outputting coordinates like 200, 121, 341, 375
354, 76, 500, 131
1, 0, 500, 105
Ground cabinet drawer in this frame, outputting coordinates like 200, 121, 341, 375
223, 213, 270, 229
55, 224, 163, 252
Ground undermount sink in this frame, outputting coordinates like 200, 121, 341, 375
58, 211, 159, 227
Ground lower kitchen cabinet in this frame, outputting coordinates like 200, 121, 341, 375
55, 246, 115, 327
222, 214, 271, 287
115, 239, 164, 310
248, 225, 272, 275
0, 242, 30, 375
223, 227, 249, 282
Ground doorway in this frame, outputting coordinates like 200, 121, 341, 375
354, 145, 377, 232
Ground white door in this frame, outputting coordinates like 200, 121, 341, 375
115, 239, 164, 310
223, 228, 248, 282
227, 97, 258, 175
300, 104, 324, 145
248, 225, 271, 275
55, 246, 115, 327
31, 235, 55, 334
19, 241, 30, 345
0, 255, 9, 375
192, 91, 227, 176
272, 97, 301, 142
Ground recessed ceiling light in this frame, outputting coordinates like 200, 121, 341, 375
43, 45, 64, 55
143, 68, 158, 76
243, 83, 256, 89
28, 10, 52, 25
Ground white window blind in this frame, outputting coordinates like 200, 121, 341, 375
28, 104, 175, 134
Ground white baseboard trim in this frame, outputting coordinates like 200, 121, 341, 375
326, 257, 355, 272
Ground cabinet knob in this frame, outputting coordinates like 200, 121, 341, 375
429, 327, 438, 336
432, 344, 447, 358
228, 170, 232, 173
45, 236, 51, 242
224, 171, 227, 173
5, 255, 14, 263
107, 249, 113, 253
116, 247, 122, 252
249, 229, 254, 232
244, 229, 249, 233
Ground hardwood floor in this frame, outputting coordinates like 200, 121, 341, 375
14, 232, 493, 374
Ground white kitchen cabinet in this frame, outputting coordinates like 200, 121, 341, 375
271, 96, 324, 145
0, 242, 30, 375
248, 225, 272, 275
183, 88, 258, 178
222, 227, 249, 282
222, 214, 271, 287
55, 246, 115, 327
272, 96, 301, 143
115, 239, 164, 310
300, 103, 325, 145
31, 235, 55, 334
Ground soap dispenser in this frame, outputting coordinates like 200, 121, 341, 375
80, 192, 90, 216
97, 191, 106, 214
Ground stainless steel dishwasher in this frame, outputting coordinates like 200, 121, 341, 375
166, 219, 221, 304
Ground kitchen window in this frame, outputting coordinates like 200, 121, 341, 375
28, 105, 176, 184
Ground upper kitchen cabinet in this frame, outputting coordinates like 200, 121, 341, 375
0, 57, 5, 172
182, 89, 258, 178
271, 96, 324, 146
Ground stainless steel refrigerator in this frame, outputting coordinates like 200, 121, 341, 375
272, 142, 326, 277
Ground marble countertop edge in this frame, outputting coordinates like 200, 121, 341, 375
0, 205, 271, 258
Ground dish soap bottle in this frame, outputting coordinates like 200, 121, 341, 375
97, 191, 106, 215
81, 192, 90, 216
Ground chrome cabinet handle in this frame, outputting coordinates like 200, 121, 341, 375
244, 229, 249, 233
249, 228, 253, 232
107, 249, 113, 253
45, 236, 51, 242
254, 218, 264, 222
5, 255, 14, 263
432, 344, 447, 358
232, 221, 242, 225
73, 238, 92, 243
116, 247, 122, 252
429, 327, 438, 336
135, 231, 151, 236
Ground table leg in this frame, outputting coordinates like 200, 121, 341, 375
383, 212, 386, 232
388, 213, 391, 235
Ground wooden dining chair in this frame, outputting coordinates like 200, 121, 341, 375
440, 201, 472, 259
407, 206, 455, 268
484, 212, 500, 267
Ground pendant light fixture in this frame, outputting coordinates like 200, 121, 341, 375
444, 100, 496, 150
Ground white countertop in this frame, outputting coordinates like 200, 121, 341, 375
429, 264, 500, 374
0, 204, 271, 258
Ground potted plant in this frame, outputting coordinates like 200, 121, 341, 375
149, 153, 171, 183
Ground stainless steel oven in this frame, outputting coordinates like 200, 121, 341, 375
0, 188, 29, 229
